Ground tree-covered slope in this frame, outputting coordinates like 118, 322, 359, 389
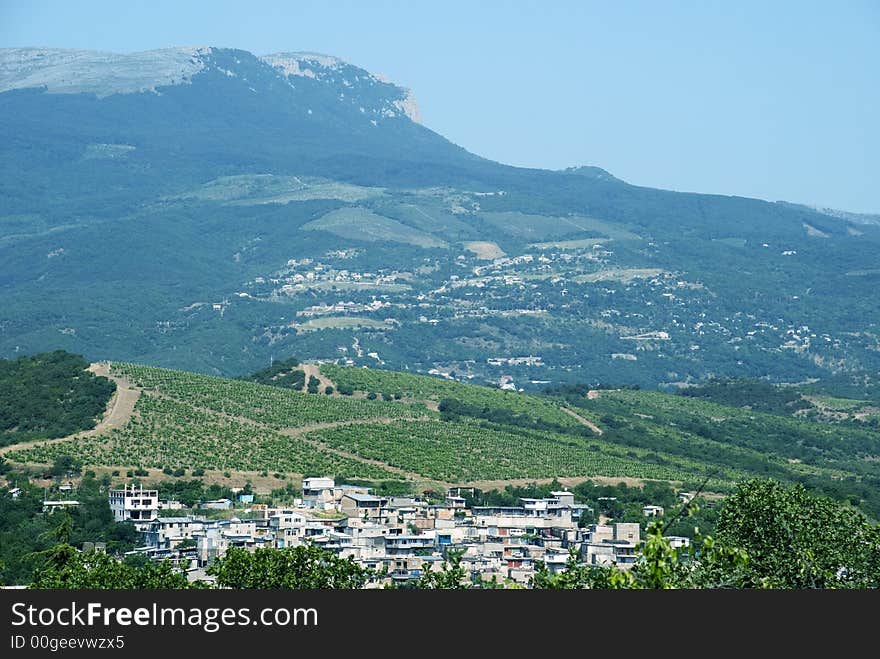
0, 350, 115, 446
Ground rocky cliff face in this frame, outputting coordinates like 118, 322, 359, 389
0, 47, 210, 96
262, 51, 421, 123
0, 46, 421, 123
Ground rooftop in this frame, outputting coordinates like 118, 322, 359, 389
344, 493, 384, 503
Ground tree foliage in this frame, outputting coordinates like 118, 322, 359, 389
714, 479, 880, 588
532, 479, 880, 589
207, 545, 374, 589
239, 357, 305, 391
413, 550, 469, 589
1, 474, 139, 586
30, 548, 195, 589
0, 350, 115, 446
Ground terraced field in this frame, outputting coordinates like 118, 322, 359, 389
11, 394, 399, 478
6, 363, 880, 515
307, 419, 734, 484
113, 363, 431, 427
320, 364, 585, 428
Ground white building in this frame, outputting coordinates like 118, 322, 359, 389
109, 484, 159, 526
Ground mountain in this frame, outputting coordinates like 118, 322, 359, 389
1, 46, 879, 395
777, 201, 880, 227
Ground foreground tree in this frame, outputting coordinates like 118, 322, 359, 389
714, 479, 880, 588
413, 549, 470, 589
532, 479, 880, 589
207, 545, 374, 589
30, 548, 194, 589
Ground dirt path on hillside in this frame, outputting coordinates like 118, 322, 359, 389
561, 406, 603, 435
1, 362, 141, 457
301, 363, 335, 392
87, 363, 140, 432
301, 436, 434, 482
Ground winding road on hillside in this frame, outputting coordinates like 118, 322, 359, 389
561, 406, 604, 435
0, 362, 141, 457
301, 363, 335, 392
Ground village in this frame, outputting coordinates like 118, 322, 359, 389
219, 236, 850, 394
96, 478, 687, 587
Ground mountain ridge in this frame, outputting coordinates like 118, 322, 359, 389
1, 45, 878, 396
0, 46, 423, 123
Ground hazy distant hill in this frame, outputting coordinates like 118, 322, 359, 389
1, 47, 878, 396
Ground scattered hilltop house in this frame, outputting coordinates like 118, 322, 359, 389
302, 477, 372, 511
341, 493, 389, 520
665, 536, 691, 549
109, 484, 160, 526
642, 504, 665, 517
268, 508, 312, 548
473, 492, 591, 526
678, 492, 696, 504
201, 498, 233, 510
446, 493, 467, 508
614, 523, 640, 544
582, 523, 641, 569
42, 500, 80, 513
384, 533, 435, 556
81, 542, 107, 554
144, 517, 207, 549
8, 487, 22, 499
445, 488, 474, 508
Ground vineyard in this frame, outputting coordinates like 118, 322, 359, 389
307, 419, 738, 484
320, 364, 585, 428
556, 387, 880, 516
8, 392, 399, 479
112, 363, 433, 427
5, 362, 880, 512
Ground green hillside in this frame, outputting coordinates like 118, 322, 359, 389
2, 48, 880, 395
5, 362, 879, 517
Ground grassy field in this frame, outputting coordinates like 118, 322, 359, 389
480, 212, 641, 242
296, 317, 391, 331
574, 268, 666, 283
529, 238, 610, 250
172, 174, 384, 204
302, 207, 448, 248
463, 241, 506, 259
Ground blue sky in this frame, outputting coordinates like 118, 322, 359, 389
2, 0, 878, 212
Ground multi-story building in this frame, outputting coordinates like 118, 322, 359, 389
109, 484, 159, 528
